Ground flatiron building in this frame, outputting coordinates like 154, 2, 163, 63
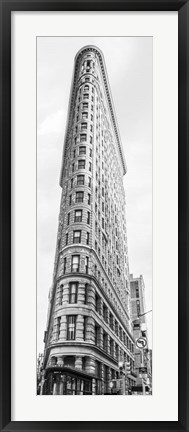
41, 45, 135, 395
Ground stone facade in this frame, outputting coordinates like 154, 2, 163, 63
130, 274, 152, 394
42, 45, 135, 395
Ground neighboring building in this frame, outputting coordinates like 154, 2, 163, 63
37, 353, 44, 394
41, 45, 135, 396
130, 274, 152, 394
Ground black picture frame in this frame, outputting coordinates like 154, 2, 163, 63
0, 1, 188, 431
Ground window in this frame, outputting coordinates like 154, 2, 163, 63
84, 85, 89, 91
88, 177, 91, 188
102, 218, 104, 229
73, 149, 75, 158
115, 344, 119, 360
110, 338, 114, 356
83, 93, 89, 99
67, 316, 76, 340
69, 283, 78, 304
136, 300, 140, 316
74, 210, 82, 222
72, 163, 74, 173
71, 178, 73, 189
80, 134, 87, 142
102, 187, 104, 197
83, 316, 87, 340
90, 136, 92, 144
71, 255, 80, 272
102, 202, 104, 212
103, 304, 108, 322
83, 103, 88, 110
85, 256, 89, 274
88, 194, 91, 205
89, 162, 92, 172
103, 332, 108, 351
76, 192, 84, 203
69, 195, 72, 205
91, 114, 93, 121
73, 230, 81, 244
90, 125, 93, 132
86, 232, 89, 245
110, 313, 114, 330
63, 257, 67, 274
84, 284, 88, 305
77, 175, 84, 185
57, 284, 63, 306
95, 325, 100, 347
82, 112, 88, 119
81, 122, 87, 130
66, 233, 68, 245
57, 317, 61, 339
89, 148, 92, 157
136, 287, 139, 298
95, 294, 101, 314
67, 213, 70, 225
87, 211, 90, 225
79, 146, 86, 155
115, 321, 118, 336
78, 159, 85, 169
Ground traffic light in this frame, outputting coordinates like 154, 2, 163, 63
126, 361, 131, 374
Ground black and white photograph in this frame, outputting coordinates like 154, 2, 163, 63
37, 37, 152, 396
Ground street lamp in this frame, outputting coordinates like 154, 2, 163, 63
118, 361, 125, 395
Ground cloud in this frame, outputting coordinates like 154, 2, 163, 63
38, 109, 66, 136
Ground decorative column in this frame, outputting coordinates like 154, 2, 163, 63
85, 316, 95, 343
85, 356, 96, 375
62, 283, 69, 305
92, 378, 96, 395
59, 380, 64, 395
48, 356, 56, 367
87, 284, 96, 310
106, 334, 110, 355
75, 356, 83, 370
100, 364, 105, 395
57, 356, 64, 367
53, 381, 58, 395
112, 340, 116, 359
107, 367, 112, 394
76, 315, 84, 342
53, 317, 59, 340
78, 283, 86, 304
60, 315, 67, 341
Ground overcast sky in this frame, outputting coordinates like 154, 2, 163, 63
37, 37, 152, 354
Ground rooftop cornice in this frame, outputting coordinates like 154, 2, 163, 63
59, 45, 127, 186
